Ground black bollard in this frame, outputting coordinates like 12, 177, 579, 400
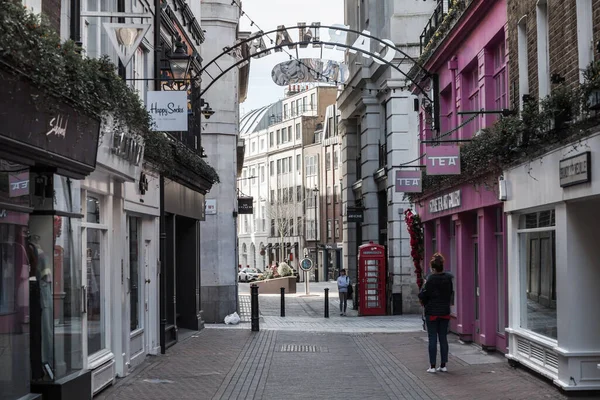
251, 283, 260, 331
324, 288, 329, 318
280, 287, 285, 317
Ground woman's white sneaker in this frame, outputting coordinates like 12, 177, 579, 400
436, 366, 447, 372
426, 367, 436, 373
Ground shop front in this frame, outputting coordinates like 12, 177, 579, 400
504, 132, 600, 391
0, 66, 101, 400
163, 180, 205, 344
123, 168, 160, 370
81, 117, 145, 395
417, 180, 507, 352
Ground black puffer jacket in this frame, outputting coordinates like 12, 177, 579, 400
418, 272, 454, 316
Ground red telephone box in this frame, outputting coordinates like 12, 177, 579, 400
358, 242, 386, 316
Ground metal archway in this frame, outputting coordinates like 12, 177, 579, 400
198, 25, 439, 129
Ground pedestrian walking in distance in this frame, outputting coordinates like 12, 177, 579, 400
337, 269, 350, 316
418, 253, 454, 373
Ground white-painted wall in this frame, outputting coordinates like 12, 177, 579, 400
504, 131, 600, 391
200, 0, 242, 323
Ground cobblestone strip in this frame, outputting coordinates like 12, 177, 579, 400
212, 330, 277, 400
354, 335, 438, 400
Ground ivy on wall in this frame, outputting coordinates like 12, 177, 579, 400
0, 2, 219, 184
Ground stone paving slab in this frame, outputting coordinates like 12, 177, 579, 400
95, 328, 573, 400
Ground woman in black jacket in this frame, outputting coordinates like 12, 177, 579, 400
418, 253, 454, 373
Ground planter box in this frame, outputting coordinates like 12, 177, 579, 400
254, 276, 296, 294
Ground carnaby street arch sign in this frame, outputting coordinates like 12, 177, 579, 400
199, 24, 436, 107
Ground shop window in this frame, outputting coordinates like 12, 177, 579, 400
29, 212, 84, 380
519, 210, 557, 339
449, 220, 457, 314
0, 213, 30, 397
83, 193, 108, 358
430, 223, 437, 255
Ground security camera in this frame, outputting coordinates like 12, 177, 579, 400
202, 108, 215, 119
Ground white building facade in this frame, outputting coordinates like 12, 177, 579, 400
238, 86, 337, 278
337, 0, 436, 313
200, 0, 250, 323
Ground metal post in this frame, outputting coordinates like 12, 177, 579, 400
324, 288, 329, 318
250, 284, 260, 331
280, 287, 285, 317
154, 0, 167, 355
314, 191, 319, 283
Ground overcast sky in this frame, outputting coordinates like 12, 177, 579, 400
238, 0, 344, 116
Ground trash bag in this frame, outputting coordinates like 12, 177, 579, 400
224, 312, 241, 325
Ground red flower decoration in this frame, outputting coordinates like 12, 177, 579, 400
404, 208, 425, 290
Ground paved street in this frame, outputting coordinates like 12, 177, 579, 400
95, 284, 581, 400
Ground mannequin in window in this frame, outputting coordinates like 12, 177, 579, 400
27, 233, 53, 378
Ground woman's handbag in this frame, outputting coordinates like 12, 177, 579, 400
346, 276, 353, 299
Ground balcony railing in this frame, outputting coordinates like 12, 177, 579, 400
419, 0, 456, 54
270, 104, 316, 126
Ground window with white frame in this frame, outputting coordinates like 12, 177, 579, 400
468, 67, 480, 135
310, 93, 315, 109
296, 154, 301, 171
270, 161, 274, 176
83, 192, 109, 358
261, 166, 265, 183
518, 209, 556, 339
495, 208, 506, 334
327, 220, 332, 239
288, 126, 293, 141
296, 123, 301, 140
131, 47, 147, 98
493, 40, 507, 112
536, 0, 550, 99
284, 104, 289, 119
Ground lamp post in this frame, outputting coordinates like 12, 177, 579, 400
312, 186, 319, 283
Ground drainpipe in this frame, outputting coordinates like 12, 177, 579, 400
154, 0, 167, 355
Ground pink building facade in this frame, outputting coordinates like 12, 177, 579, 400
415, 0, 508, 352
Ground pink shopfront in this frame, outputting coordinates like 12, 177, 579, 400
414, 0, 509, 352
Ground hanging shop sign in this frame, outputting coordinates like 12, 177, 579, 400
147, 91, 188, 131
271, 59, 349, 86
347, 207, 364, 223
238, 197, 254, 214
138, 171, 149, 195
429, 190, 461, 214
395, 170, 422, 193
559, 151, 591, 188
103, 23, 151, 67
426, 146, 461, 175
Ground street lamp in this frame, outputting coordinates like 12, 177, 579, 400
312, 186, 319, 283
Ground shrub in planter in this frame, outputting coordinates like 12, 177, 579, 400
277, 262, 293, 277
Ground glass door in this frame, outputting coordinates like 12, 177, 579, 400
82, 192, 110, 368
364, 260, 380, 309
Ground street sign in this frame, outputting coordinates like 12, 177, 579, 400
299, 257, 314, 272
347, 207, 364, 223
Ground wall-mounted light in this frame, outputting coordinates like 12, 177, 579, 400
498, 175, 507, 201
